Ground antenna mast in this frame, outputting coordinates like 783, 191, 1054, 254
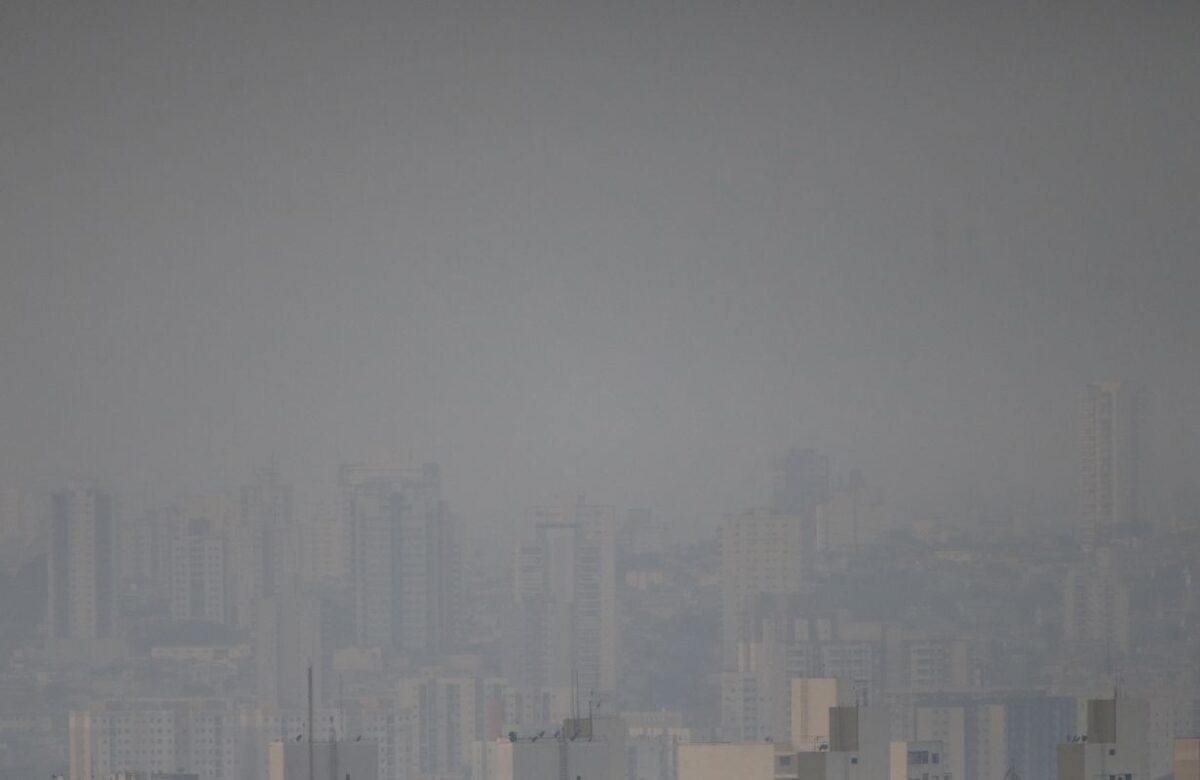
308, 663, 315, 780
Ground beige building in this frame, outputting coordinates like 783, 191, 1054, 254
791, 678, 844, 751
913, 706, 964, 780
677, 743, 775, 780
1176, 738, 1200, 780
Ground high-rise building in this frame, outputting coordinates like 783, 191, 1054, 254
48, 486, 119, 640
233, 468, 298, 629
170, 533, 230, 625
343, 463, 458, 656
720, 509, 807, 667
1079, 382, 1143, 542
395, 669, 487, 779
508, 497, 619, 699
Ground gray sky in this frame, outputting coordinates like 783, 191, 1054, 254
2, 2, 1197, 528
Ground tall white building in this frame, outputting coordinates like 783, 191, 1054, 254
395, 669, 484, 778
1079, 382, 1143, 542
342, 463, 458, 656
720, 509, 807, 667
233, 469, 299, 629
509, 497, 619, 698
49, 486, 119, 640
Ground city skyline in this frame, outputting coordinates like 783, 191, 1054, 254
1, 3, 1198, 780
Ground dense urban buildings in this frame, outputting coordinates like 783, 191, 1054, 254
2, 418, 1193, 780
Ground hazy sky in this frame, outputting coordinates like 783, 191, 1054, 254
2, 2, 1197, 528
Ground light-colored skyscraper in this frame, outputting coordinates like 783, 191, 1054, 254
509, 496, 619, 700
720, 508, 807, 667
48, 486, 119, 640
1079, 381, 1143, 542
343, 463, 458, 656
396, 669, 484, 778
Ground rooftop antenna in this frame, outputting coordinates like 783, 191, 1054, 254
576, 667, 585, 720
308, 663, 315, 780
